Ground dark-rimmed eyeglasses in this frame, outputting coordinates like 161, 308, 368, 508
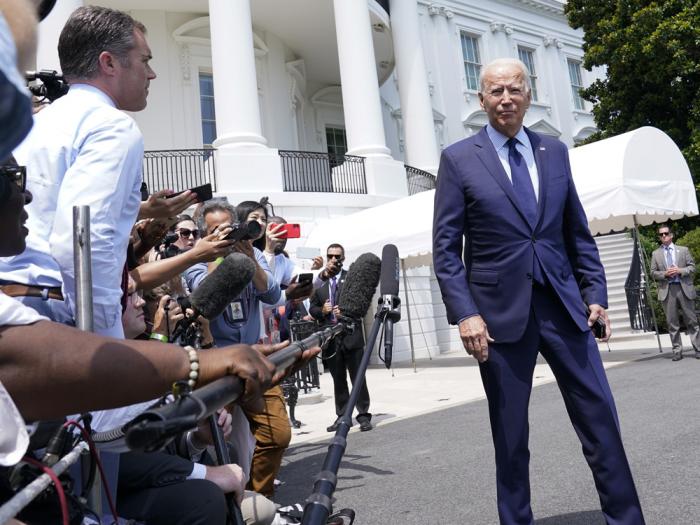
327, 253, 343, 260
177, 228, 200, 239
0, 165, 26, 193
659, 232, 671, 237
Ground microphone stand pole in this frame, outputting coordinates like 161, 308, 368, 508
190, 325, 246, 525
301, 304, 386, 525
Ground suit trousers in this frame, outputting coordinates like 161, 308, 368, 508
326, 338, 371, 420
244, 385, 292, 497
117, 452, 227, 525
478, 282, 644, 525
662, 284, 700, 353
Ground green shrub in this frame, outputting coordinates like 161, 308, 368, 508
675, 227, 700, 287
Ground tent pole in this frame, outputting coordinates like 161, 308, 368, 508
633, 216, 664, 353
401, 258, 417, 372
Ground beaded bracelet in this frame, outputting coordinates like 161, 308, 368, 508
149, 332, 168, 343
183, 345, 200, 388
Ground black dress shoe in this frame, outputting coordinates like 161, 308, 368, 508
358, 419, 373, 432
695, 352, 700, 360
672, 353, 683, 361
326, 420, 340, 432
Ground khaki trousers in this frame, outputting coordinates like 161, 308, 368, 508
244, 385, 291, 497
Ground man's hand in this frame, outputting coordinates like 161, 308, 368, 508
285, 280, 314, 301
587, 304, 611, 342
310, 256, 323, 270
665, 266, 681, 278
252, 341, 321, 385
231, 239, 255, 259
192, 408, 233, 446
321, 258, 342, 280
190, 230, 234, 263
458, 315, 493, 363
205, 464, 246, 504
207, 345, 276, 406
139, 189, 197, 220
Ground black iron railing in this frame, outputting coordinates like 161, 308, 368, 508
142, 149, 216, 194
279, 150, 367, 193
406, 165, 436, 195
625, 231, 654, 331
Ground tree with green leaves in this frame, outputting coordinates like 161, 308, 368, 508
566, 0, 700, 234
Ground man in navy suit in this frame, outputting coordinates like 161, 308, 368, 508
432, 58, 644, 524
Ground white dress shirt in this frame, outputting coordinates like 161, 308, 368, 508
485, 124, 540, 201
0, 84, 144, 337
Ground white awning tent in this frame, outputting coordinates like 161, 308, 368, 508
568, 126, 698, 235
306, 126, 697, 262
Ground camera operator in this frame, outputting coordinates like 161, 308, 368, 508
0, 5, 196, 337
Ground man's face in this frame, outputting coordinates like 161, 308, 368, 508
658, 228, 673, 247
113, 29, 156, 112
327, 247, 345, 270
478, 64, 531, 138
204, 209, 233, 236
0, 183, 31, 257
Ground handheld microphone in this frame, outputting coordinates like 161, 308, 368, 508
125, 252, 382, 452
171, 253, 256, 340
379, 244, 401, 369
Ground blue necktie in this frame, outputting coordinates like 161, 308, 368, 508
330, 277, 337, 306
666, 247, 679, 283
507, 138, 538, 227
508, 138, 544, 284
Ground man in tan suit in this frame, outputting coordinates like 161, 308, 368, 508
650, 224, 700, 360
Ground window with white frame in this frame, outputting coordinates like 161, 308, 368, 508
567, 59, 585, 111
460, 33, 481, 91
199, 73, 217, 147
517, 47, 539, 101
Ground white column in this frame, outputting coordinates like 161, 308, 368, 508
208, 0, 282, 195
209, 0, 266, 148
35, 0, 82, 72
332, 0, 390, 158
390, 0, 438, 173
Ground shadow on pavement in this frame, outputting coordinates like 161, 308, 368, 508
535, 509, 605, 524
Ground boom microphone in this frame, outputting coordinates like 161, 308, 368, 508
188, 252, 256, 319
337, 252, 382, 319
380, 244, 401, 369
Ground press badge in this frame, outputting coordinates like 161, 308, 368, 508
229, 299, 247, 322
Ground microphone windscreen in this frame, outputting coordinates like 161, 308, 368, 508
189, 253, 256, 319
337, 252, 381, 319
380, 244, 400, 296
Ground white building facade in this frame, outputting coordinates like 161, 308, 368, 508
34, 0, 603, 360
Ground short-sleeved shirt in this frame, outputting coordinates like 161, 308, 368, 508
0, 292, 48, 466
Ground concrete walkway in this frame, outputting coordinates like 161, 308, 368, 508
288, 346, 660, 445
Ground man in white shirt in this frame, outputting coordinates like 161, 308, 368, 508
650, 224, 700, 360
0, 5, 193, 337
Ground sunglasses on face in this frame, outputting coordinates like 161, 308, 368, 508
327, 254, 343, 260
659, 232, 671, 237
177, 228, 200, 239
0, 165, 26, 193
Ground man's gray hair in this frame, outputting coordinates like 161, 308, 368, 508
58, 6, 147, 81
479, 58, 532, 94
197, 201, 237, 235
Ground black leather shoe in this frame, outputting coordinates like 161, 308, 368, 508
358, 419, 373, 432
672, 353, 683, 361
326, 420, 340, 432
695, 353, 700, 360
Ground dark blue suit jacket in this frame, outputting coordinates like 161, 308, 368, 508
432, 126, 607, 343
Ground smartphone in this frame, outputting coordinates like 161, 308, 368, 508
165, 183, 212, 203
592, 318, 606, 339
271, 223, 301, 239
296, 246, 320, 259
296, 273, 313, 285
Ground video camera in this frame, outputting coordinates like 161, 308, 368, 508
158, 231, 181, 259
25, 70, 69, 103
